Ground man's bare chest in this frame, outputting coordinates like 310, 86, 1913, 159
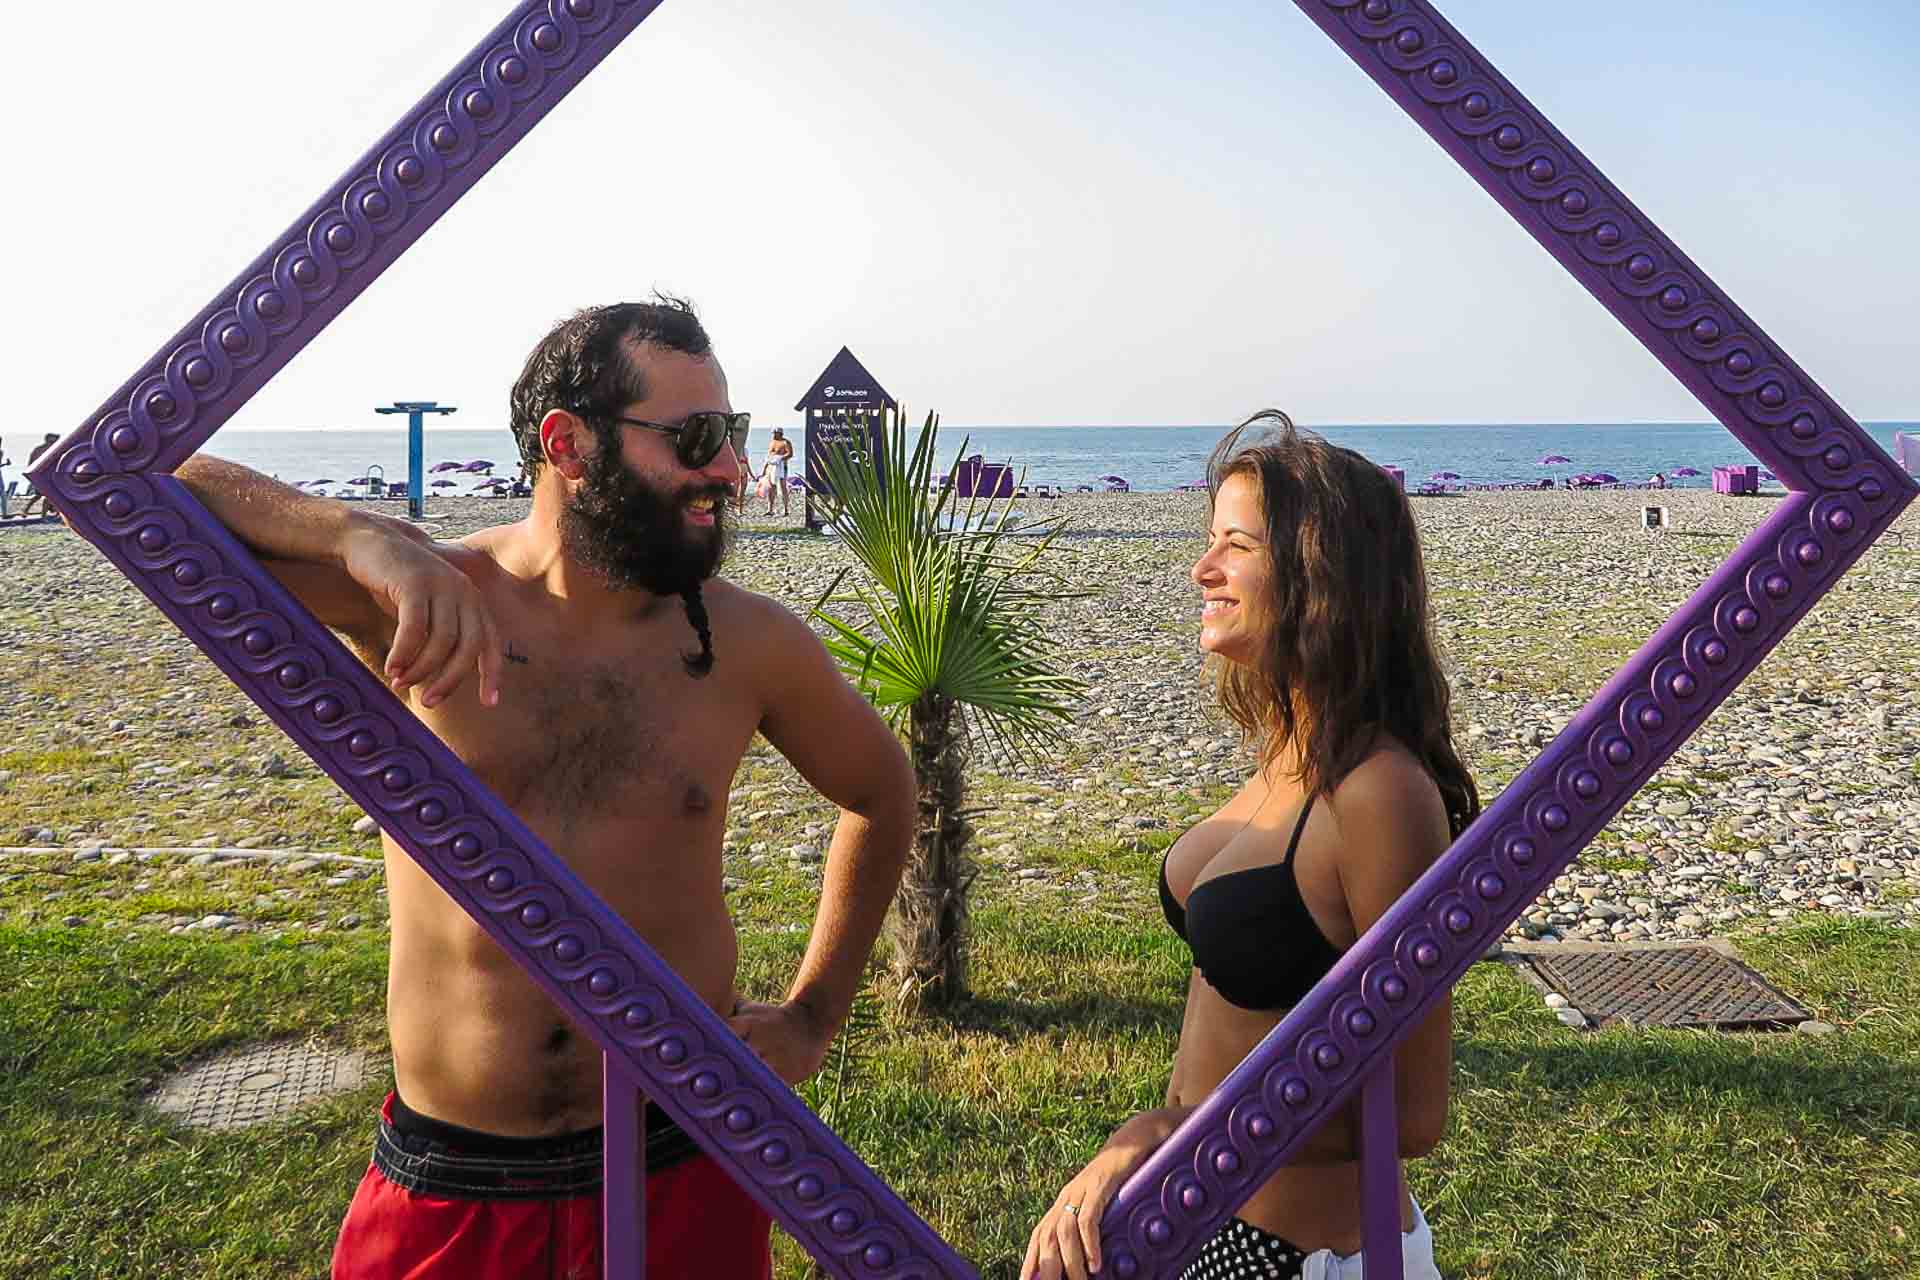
425, 650, 754, 830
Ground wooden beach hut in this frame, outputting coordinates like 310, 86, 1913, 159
794, 346, 899, 531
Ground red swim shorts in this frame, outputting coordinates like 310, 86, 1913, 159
331, 1093, 771, 1280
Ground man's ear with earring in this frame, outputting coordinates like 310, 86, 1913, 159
539, 410, 589, 482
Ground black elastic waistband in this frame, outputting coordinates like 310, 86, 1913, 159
374, 1093, 702, 1200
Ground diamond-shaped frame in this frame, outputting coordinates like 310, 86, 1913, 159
27, 0, 1916, 1276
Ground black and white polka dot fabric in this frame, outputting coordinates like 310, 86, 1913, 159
1179, 1217, 1309, 1280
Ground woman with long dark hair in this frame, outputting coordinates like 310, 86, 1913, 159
1024, 412, 1479, 1280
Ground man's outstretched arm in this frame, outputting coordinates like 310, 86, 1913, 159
176, 455, 502, 708
730, 599, 916, 1084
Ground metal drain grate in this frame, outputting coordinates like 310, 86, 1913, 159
1510, 942, 1812, 1030
146, 1039, 375, 1130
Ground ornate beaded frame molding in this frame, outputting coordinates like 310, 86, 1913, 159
27, 0, 1914, 1277
29, 3, 967, 1277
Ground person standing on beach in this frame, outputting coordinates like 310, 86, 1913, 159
731, 424, 757, 514
764, 427, 795, 516
0, 437, 12, 518
1023, 412, 1475, 1280
21, 432, 59, 517
177, 298, 916, 1280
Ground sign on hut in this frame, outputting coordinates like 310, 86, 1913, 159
793, 346, 898, 531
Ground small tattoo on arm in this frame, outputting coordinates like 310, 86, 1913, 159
505, 643, 529, 665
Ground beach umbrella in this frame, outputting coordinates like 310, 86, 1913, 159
1430, 470, 1461, 481
1538, 454, 1572, 465
430, 478, 459, 488
1097, 474, 1129, 484
429, 460, 464, 473
463, 459, 496, 472
1671, 466, 1703, 477
302, 478, 337, 487
1589, 472, 1620, 484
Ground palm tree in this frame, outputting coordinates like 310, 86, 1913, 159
811, 409, 1085, 1010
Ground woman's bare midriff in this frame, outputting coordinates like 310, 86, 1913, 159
1173, 985, 1413, 1253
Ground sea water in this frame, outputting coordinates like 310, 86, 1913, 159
192, 422, 1916, 495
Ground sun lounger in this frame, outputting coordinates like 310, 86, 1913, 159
954, 454, 1015, 499
1894, 431, 1920, 477
1712, 465, 1759, 495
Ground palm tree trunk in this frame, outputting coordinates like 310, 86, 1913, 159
890, 690, 974, 1009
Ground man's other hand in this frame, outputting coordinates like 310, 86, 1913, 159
340, 524, 503, 710
726, 999, 833, 1086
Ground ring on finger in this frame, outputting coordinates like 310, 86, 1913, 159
1063, 1204, 1079, 1217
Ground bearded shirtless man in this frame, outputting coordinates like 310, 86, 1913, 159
178, 299, 915, 1280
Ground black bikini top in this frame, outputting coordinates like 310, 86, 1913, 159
1159, 797, 1346, 1011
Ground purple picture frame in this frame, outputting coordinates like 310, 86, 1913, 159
27, 0, 1913, 1275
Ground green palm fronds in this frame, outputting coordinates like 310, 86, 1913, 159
810, 409, 1087, 764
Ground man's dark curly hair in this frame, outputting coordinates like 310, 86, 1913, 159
509, 295, 712, 480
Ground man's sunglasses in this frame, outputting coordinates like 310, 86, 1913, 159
611, 411, 750, 468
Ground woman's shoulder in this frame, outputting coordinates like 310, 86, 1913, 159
1319, 742, 1450, 854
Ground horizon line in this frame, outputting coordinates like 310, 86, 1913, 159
218, 418, 1916, 432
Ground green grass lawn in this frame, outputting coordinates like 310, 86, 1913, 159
2, 894, 1915, 1278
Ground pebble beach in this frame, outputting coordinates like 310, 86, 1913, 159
2, 487, 1917, 947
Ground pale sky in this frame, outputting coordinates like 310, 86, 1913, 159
11, 0, 1917, 434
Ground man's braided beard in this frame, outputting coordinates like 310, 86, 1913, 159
559, 447, 731, 674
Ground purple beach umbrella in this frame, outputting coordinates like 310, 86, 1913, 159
463, 459, 496, 472
1589, 472, 1620, 484
302, 478, 337, 487
1538, 454, 1572, 465
1431, 470, 1461, 481
429, 460, 464, 473
430, 478, 459, 488
1671, 466, 1703, 477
